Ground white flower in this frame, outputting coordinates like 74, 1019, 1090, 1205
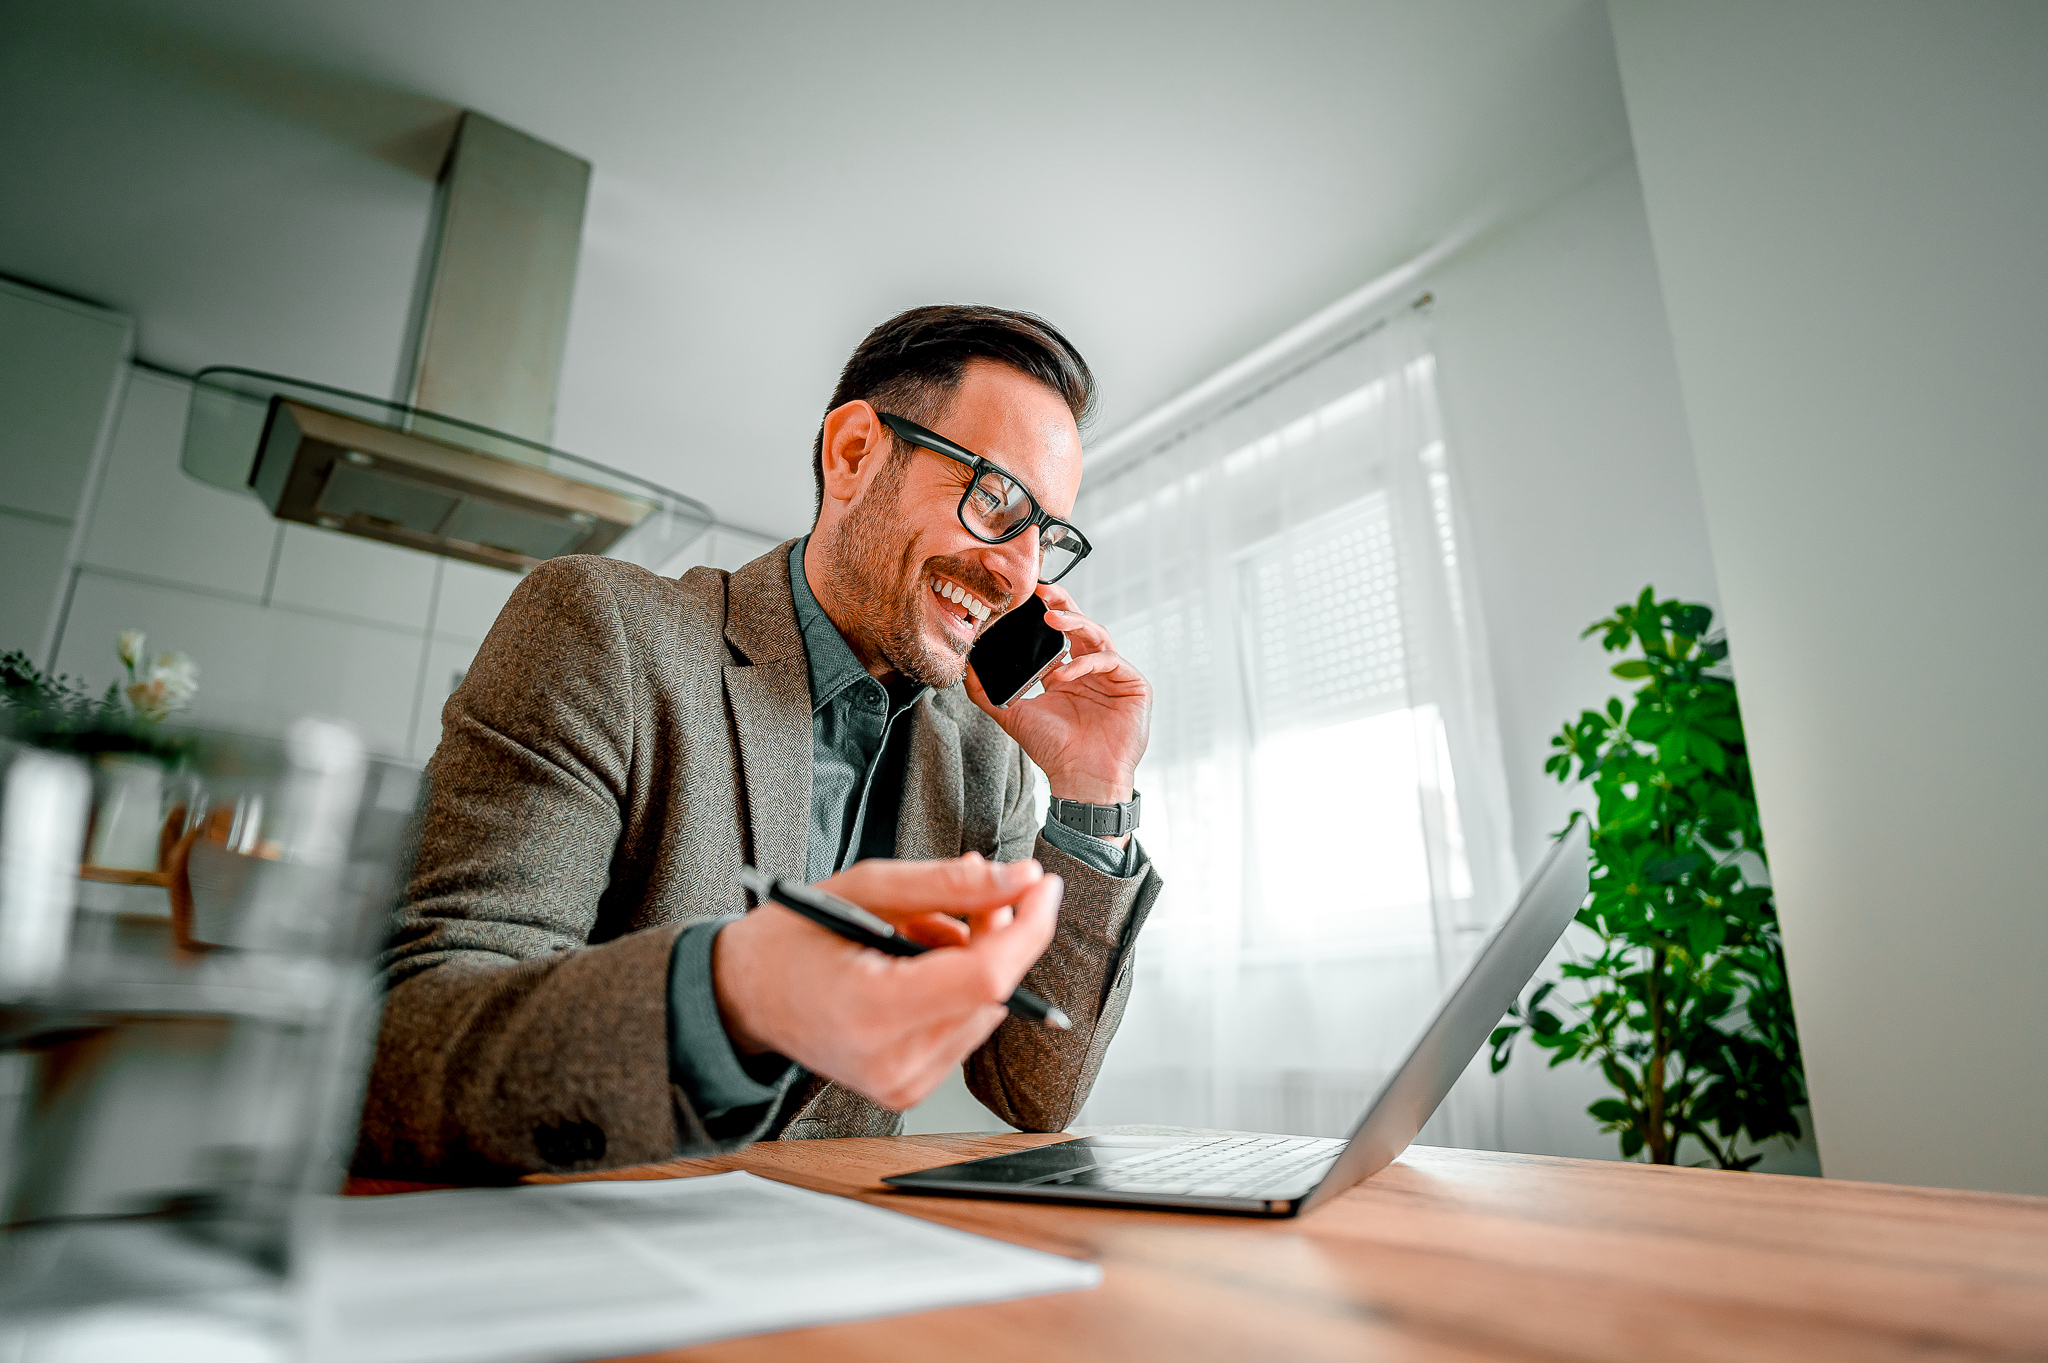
150, 652, 199, 704
125, 680, 172, 722
123, 651, 199, 723
117, 630, 146, 670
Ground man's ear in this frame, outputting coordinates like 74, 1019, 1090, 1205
818, 401, 888, 508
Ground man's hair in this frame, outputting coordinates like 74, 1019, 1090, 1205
811, 304, 1096, 515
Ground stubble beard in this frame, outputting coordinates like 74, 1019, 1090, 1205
820, 455, 971, 691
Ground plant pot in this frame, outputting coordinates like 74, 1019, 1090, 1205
85, 754, 165, 871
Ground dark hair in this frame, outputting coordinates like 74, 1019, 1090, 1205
811, 304, 1096, 516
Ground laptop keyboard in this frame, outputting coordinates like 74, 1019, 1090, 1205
1052, 1135, 1345, 1199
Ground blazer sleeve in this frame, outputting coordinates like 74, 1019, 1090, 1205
963, 746, 1161, 1132
354, 559, 709, 1180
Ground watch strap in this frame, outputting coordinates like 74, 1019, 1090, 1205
1048, 791, 1141, 839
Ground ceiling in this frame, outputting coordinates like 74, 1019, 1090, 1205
0, 0, 1631, 538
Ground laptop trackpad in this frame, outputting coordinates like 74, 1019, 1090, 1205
893, 1138, 1176, 1187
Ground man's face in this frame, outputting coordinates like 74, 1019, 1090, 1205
817, 359, 1084, 689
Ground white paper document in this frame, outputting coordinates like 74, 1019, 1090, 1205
300, 1171, 1101, 1363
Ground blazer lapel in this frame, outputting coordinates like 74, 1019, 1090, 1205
895, 694, 964, 861
723, 542, 812, 883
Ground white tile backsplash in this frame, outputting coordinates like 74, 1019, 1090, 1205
256, 604, 425, 758
59, 569, 426, 758
269, 521, 439, 631
80, 371, 277, 599
654, 526, 784, 578
433, 556, 525, 642
408, 632, 487, 764
651, 527, 716, 577
714, 528, 783, 572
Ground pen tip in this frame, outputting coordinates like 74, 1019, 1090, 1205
1045, 1007, 1072, 1031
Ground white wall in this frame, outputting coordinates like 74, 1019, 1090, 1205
1431, 158, 1722, 879
1422, 158, 1769, 1164
1609, 0, 2048, 1194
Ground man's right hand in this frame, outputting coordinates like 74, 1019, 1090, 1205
709, 855, 1062, 1112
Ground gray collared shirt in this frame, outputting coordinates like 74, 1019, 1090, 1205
667, 537, 1138, 1134
789, 536, 930, 880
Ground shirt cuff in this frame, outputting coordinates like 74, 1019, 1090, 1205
667, 920, 795, 1128
1041, 812, 1145, 878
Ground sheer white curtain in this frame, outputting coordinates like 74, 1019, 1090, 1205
1071, 317, 1517, 1143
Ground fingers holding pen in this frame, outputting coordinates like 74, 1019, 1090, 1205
850, 878, 1061, 1109
714, 853, 1065, 1110
899, 872, 1062, 1002
892, 914, 971, 948
822, 853, 1045, 920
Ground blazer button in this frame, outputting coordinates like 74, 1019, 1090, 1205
534, 1119, 607, 1168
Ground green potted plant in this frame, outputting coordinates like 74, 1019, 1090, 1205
1489, 588, 1806, 1168
3, 633, 199, 870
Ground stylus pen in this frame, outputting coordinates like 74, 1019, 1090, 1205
736, 865, 1072, 1031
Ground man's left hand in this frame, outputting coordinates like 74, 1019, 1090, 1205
966, 582, 1151, 834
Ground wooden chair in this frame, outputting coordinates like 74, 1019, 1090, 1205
77, 802, 240, 957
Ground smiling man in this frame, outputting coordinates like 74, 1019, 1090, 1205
356, 305, 1160, 1180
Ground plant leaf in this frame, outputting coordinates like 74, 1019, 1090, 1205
1672, 604, 1713, 639
1643, 853, 1704, 883
1539, 591, 1801, 1167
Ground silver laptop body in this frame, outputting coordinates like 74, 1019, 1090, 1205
884, 817, 1590, 1217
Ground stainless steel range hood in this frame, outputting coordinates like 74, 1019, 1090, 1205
255, 397, 651, 572
179, 112, 711, 573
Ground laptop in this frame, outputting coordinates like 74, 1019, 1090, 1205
885, 816, 1590, 1218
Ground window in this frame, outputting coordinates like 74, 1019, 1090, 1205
1068, 318, 1514, 1138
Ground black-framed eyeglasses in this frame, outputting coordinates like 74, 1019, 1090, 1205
878, 412, 1093, 584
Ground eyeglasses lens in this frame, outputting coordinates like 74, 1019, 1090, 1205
953, 457, 1084, 580
1039, 527, 1082, 582
966, 468, 1032, 538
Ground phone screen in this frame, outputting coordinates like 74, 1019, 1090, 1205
969, 593, 1067, 708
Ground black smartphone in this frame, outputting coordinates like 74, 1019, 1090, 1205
969, 593, 1067, 708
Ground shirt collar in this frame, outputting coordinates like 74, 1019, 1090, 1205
789, 535, 927, 714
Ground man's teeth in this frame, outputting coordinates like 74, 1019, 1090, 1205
932, 579, 990, 622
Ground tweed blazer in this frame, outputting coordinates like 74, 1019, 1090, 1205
355, 543, 1160, 1181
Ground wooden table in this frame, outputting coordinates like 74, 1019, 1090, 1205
352, 1132, 2048, 1361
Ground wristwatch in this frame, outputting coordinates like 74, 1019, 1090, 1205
1048, 791, 1142, 839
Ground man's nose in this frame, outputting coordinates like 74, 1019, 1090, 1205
986, 528, 1043, 600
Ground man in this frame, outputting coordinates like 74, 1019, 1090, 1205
357, 305, 1160, 1180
